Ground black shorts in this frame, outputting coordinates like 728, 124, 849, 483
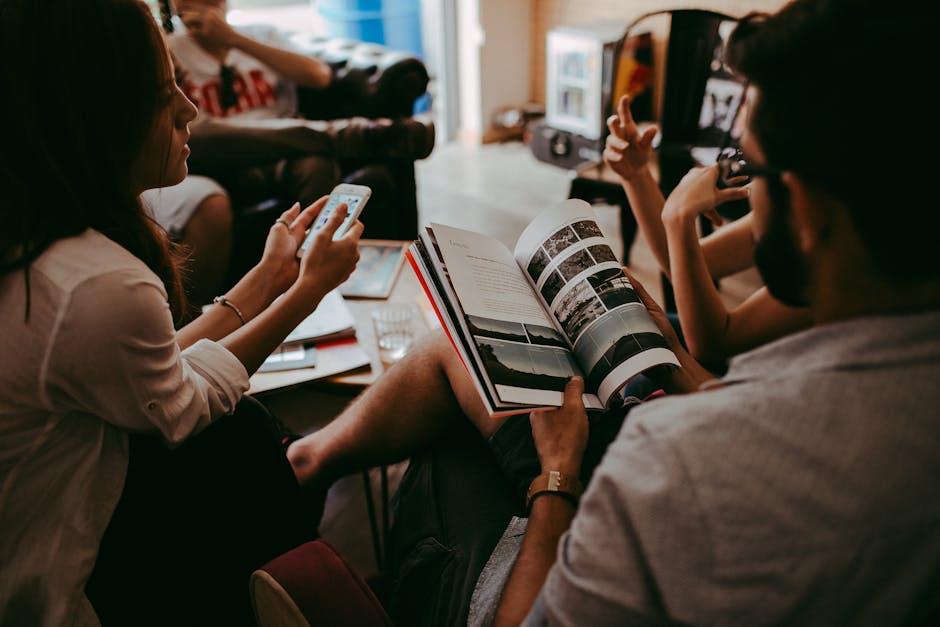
386, 399, 639, 627
489, 399, 640, 500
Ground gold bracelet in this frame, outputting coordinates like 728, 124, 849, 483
213, 295, 245, 325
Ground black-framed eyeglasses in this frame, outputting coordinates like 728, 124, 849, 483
219, 64, 238, 110
717, 147, 782, 185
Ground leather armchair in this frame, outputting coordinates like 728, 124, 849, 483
173, 33, 435, 288
214, 36, 434, 286
295, 37, 431, 121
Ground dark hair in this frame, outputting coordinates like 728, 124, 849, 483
0, 0, 187, 319
726, 0, 939, 282
158, 0, 174, 33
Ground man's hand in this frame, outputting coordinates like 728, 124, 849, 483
178, 1, 237, 49
494, 378, 588, 627
530, 377, 589, 476
603, 94, 658, 182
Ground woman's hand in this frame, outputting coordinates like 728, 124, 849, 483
529, 377, 589, 476
622, 267, 720, 393
622, 268, 683, 354
254, 200, 317, 300
252, 196, 362, 305
603, 94, 658, 182
662, 165, 750, 228
295, 202, 363, 299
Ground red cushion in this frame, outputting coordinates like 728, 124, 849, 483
251, 539, 393, 627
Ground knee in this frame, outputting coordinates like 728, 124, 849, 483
185, 193, 233, 241
286, 155, 340, 201
415, 330, 457, 375
344, 165, 396, 201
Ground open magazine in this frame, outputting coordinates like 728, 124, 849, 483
407, 199, 679, 417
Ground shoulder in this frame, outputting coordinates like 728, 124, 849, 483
33, 231, 176, 375
167, 29, 200, 56
237, 23, 294, 49
620, 385, 754, 445
167, 30, 218, 76
32, 229, 164, 298
46, 236, 177, 367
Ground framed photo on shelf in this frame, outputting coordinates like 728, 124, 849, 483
340, 239, 410, 299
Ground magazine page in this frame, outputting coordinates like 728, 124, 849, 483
513, 199, 679, 406
428, 223, 604, 410
282, 289, 356, 345
410, 236, 542, 417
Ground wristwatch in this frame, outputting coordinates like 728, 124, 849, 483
525, 470, 583, 512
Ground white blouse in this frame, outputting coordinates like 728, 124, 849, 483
0, 229, 250, 626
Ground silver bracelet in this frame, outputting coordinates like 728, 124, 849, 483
213, 295, 245, 325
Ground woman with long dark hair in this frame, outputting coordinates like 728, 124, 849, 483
0, 0, 362, 624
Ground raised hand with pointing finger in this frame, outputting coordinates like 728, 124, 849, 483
603, 94, 659, 182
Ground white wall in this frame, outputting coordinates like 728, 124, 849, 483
456, 0, 483, 138
454, 0, 532, 141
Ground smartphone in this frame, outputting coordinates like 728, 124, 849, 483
296, 183, 371, 258
257, 345, 317, 372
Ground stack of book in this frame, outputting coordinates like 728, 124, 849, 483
251, 289, 369, 393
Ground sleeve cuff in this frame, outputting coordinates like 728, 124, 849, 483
182, 339, 250, 409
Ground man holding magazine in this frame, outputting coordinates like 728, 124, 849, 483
284, 0, 940, 624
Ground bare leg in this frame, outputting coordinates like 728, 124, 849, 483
287, 332, 509, 489
179, 193, 233, 316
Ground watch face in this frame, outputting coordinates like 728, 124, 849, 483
547, 470, 563, 491
526, 471, 583, 511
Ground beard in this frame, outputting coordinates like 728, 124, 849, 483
753, 177, 809, 308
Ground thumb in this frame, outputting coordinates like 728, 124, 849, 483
640, 126, 658, 148
564, 376, 584, 402
317, 203, 348, 240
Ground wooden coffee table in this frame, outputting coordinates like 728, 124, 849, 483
324, 262, 435, 391
249, 246, 436, 400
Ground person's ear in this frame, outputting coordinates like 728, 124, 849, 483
781, 171, 839, 255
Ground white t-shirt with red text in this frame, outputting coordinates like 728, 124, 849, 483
169, 23, 299, 121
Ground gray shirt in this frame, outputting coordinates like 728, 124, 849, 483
524, 311, 940, 626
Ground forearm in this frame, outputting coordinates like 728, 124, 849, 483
494, 496, 577, 627
621, 168, 671, 277
700, 214, 757, 279
230, 31, 331, 88
176, 263, 281, 350
221, 281, 328, 375
664, 214, 734, 363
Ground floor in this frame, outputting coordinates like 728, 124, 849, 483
276, 138, 761, 578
